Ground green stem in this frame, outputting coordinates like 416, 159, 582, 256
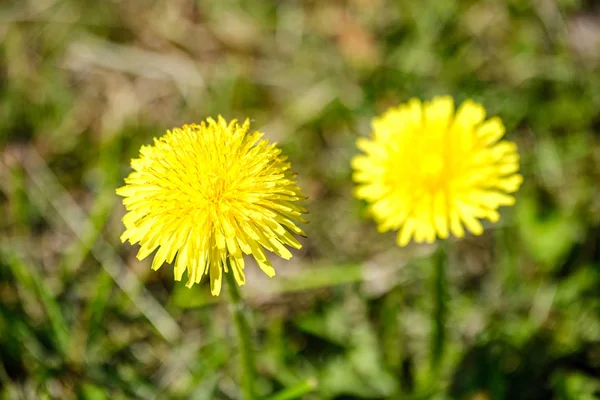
225, 268, 256, 400
430, 241, 448, 372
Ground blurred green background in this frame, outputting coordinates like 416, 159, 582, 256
1, 0, 600, 399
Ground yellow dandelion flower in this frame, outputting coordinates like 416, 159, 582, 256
117, 117, 307, 296
352, 96, 523, 246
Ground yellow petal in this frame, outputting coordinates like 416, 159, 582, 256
397, 218, 417, 247
209, 260, 223, 295
476, 117, 505, 146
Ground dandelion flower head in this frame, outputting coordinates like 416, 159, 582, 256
352, 96, 522, 246
117, 117, 307, 296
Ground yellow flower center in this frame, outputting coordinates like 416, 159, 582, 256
204, 172, 230, 203
420, 152, 445, 184
385, 130, 455, 201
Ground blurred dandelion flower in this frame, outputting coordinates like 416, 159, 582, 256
117, 117, 307, 296
352, 96, 522, 246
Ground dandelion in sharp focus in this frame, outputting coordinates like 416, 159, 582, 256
117, 117, 307, 296
352, 96, 522, 246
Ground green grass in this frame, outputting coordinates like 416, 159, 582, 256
1, 0, 600, 399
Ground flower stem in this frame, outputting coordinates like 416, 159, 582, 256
225, 268, 256, 400
430, 241, 448, 372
